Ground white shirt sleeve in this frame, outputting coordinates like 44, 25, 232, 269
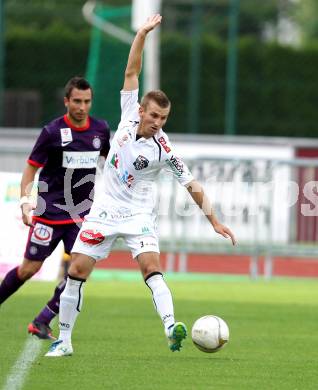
120, 89, 140, 123
158, 132, 194, 186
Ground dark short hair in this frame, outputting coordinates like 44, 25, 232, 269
140, 90, 171, 110
64, 76, 93, 98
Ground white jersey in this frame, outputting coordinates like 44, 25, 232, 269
88, 89, 193, 219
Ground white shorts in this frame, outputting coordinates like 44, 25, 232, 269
71, 217, 160, 261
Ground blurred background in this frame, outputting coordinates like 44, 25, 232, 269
1, 5, 317, 384
1, 0, 318, 136
1, 0, 318, 280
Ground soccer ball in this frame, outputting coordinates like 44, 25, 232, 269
191, 315, 229, 353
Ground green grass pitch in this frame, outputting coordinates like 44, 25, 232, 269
0, 275, 317, 389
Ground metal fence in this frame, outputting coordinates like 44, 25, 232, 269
152, 156, 318, 278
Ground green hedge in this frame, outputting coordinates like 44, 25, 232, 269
5, 25, 89, 125
161, 34, 318, 137
5, 28, 318, 137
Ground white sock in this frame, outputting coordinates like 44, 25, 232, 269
145, 273, 175, 334
58, 276, 85, 344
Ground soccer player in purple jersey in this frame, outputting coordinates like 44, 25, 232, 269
45, 15, 236, 357
0, 76, 110, 339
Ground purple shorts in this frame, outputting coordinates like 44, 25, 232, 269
24, 222, 80, 261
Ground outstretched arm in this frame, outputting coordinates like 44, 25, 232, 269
186, 180, 236, 245
123, 14, 162, 91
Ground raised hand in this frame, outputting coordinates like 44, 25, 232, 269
141, 14, 162, 33
124, 14, 162, 91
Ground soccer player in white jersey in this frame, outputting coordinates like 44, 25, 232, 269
45, 14, 236, 357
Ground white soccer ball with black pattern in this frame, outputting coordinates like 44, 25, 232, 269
191, 315, 229, 353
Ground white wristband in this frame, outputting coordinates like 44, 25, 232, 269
20, 196, 33, 207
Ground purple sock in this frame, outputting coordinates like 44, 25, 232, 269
34, 306, 56, 325
34, 278, 66, 325
0, 266, 25, 304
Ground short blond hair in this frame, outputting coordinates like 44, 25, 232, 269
140, 90, 171, 110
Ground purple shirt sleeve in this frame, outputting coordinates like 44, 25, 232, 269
100, 122, 111, 157
28, 127, 50, 167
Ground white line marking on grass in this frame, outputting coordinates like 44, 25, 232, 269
3, 337, 42, 390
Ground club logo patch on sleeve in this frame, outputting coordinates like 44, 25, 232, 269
30, 223, 53, 246
117, 133, 129, 147
158, 137, 171, 153
80, 230, 105, 245
110, 153, 119, 169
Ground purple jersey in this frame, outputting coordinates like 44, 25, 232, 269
28, 114, 110, 224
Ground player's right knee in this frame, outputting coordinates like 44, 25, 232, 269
68, 253, 95, 279
68, 263, 89, 280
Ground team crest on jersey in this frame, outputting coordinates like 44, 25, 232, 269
60, 128, 73, 147
133, 155, 149, 170
92, 136, 101, 149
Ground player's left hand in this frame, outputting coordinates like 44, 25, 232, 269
213, 223, 236, 246
142, 14, 162, 33
21, 203, 35, 227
